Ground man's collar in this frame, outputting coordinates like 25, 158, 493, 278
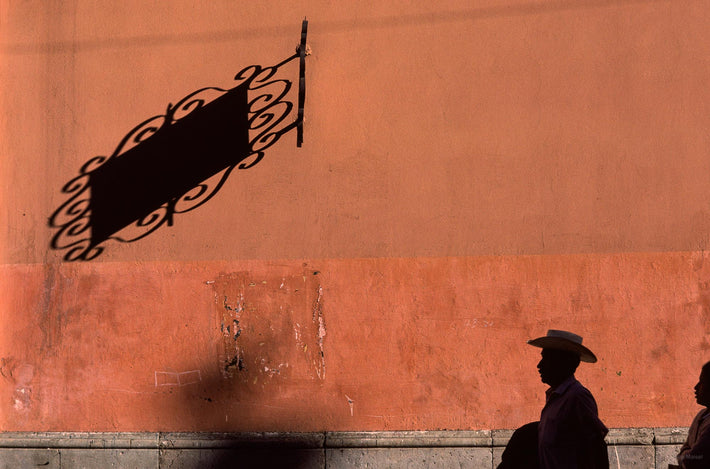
545, 375, 577, 398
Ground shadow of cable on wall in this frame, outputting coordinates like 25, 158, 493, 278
49, 25, 308, 261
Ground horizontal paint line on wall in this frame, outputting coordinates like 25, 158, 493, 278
0, 428, 690, 450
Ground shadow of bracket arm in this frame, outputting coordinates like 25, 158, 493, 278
297, 18, 308, 147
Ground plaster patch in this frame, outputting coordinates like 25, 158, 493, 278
1, 359, 34, 412
210, 269, 326, 387
313, 285, 326, 380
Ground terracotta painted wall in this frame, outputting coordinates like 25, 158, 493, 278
2, 0, 710, 431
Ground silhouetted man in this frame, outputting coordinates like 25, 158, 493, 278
528, 330, 608, 469
675, 361, 710, 468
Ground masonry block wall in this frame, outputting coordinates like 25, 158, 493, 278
2, 1, 710, 467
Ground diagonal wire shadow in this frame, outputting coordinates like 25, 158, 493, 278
1, 0, 670, 55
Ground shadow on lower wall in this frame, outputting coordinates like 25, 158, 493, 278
159, 437, 324, 469
158, 363, 327, 469
153, 267, 327, 468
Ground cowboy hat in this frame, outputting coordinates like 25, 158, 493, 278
527, 329, 597, 363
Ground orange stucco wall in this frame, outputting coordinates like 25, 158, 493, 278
2, 0, 710, 431
1, 253, 709, 431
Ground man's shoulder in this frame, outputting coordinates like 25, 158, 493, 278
567, 379, 598, 402
567, 379, 607, 434
694, 408, 710, 429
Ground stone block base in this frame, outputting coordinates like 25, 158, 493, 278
0, 428, 689, 468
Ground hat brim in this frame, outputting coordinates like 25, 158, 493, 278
527, 337, 597, 363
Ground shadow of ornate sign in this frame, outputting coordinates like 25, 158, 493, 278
49, 21, 308, 261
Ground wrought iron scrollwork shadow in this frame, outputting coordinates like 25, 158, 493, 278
49, 54, 301, 261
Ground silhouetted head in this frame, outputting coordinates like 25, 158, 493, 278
527, 330, 597, 363
694, 361, 710, 407
537, 348, 581, 387
527, 329, 596, 386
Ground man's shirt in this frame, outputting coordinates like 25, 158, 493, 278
538, 375, 608, 469
678, 408, 710, 469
